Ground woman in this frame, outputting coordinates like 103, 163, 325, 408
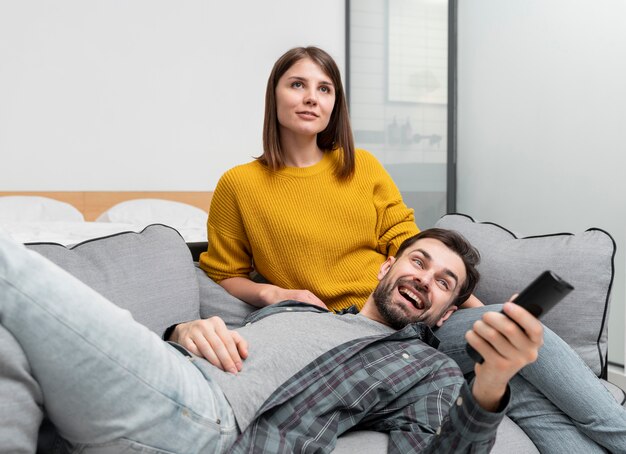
196, 46, 625, 451
199, 46, 420, 312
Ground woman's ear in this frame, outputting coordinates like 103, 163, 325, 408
377, 256, 396, 280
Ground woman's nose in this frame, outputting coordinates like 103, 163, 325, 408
304, 89, 318, 105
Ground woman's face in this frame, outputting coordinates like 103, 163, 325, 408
275, 57, 336, 141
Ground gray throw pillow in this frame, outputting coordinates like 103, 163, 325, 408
435, 213, 615, 377
26, 224, 200, 337
196, 266, 255, 329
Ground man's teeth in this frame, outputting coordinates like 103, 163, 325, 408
399, 288, 423, 309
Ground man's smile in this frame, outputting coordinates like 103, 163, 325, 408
396, 281, 429, 311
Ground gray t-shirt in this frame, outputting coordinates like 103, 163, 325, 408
202, 311, 393, 431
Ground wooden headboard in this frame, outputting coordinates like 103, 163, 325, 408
0, 191, 213, 221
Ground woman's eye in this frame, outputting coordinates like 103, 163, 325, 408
320, 86, 331, 93
292, 81, 303, 88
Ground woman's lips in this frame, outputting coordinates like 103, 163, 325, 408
296, 111, 319, 119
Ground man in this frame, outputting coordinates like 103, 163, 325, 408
0, 228, 543, 453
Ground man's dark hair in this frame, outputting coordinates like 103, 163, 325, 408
395, 228, 481, 307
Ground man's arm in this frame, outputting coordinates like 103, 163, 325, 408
382, 301, 543, 453
168, 317, 248, 374
378, 380, 507, 454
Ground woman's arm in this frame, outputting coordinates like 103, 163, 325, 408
374, 175, 420, 256
459, 294, 484, 309
219, 276, 328, 309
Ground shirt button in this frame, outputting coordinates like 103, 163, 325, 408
286, 308, 293, 311
456, 397, 463, 406
245, 322, 252, 327
401, 353, 410, 359
436, 426, 442, 435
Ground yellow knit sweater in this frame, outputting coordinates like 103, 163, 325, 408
199, 148, 419, 312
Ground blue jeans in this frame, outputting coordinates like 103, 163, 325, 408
0, 233, 238, 453
436, 305, 626, 453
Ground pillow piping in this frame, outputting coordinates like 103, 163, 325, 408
23, 223, 185, 249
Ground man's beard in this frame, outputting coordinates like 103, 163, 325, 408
372, 276, 442, 329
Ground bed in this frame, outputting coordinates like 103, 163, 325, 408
0, 191, 213, 247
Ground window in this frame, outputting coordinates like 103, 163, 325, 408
347, 0, 456, 228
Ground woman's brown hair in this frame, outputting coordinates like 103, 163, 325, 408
258, 46, 355, 180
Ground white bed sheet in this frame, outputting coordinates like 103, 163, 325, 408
2, 221, 207, 246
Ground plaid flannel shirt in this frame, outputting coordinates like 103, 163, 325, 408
229, 302, 508, 453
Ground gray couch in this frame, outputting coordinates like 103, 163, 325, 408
1, 215, 624, 453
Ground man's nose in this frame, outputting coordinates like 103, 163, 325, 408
416, 271, 433, 288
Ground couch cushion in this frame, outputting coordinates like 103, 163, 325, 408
435, 213, 615, 377
26, 224, 200, 337
603, 379, 626, 406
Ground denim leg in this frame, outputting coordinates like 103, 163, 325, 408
0, 233, 237, 453
0, 325, 44, 454
436, 306, 626, 452
520, 323, 626, 452
506, 375, 605, 453
435, 305, 497, 375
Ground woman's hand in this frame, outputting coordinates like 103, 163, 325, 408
261, 287, 329, 309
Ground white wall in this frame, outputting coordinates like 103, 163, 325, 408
4, 0, 624, 365
457, 0, 626, 365
0, 0, 345, 190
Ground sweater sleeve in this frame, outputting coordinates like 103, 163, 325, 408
199, 171, 254, 282
366, 153, 420, 257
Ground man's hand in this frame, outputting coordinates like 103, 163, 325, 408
169, 317, 248, 374
465, 300, 544, 411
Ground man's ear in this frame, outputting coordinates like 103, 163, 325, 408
435, 305, 458, 328
377, 256, 396, 280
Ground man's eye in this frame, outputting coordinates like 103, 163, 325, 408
413, 259, 423, 268
438, 279, 450, 290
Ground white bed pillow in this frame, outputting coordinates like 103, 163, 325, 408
96, 198, 208, 228
0, 196, 84, 222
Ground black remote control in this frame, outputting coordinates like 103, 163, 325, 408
466, 270, 574, 363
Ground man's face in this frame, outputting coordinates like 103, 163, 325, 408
371, 238, 467, 329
